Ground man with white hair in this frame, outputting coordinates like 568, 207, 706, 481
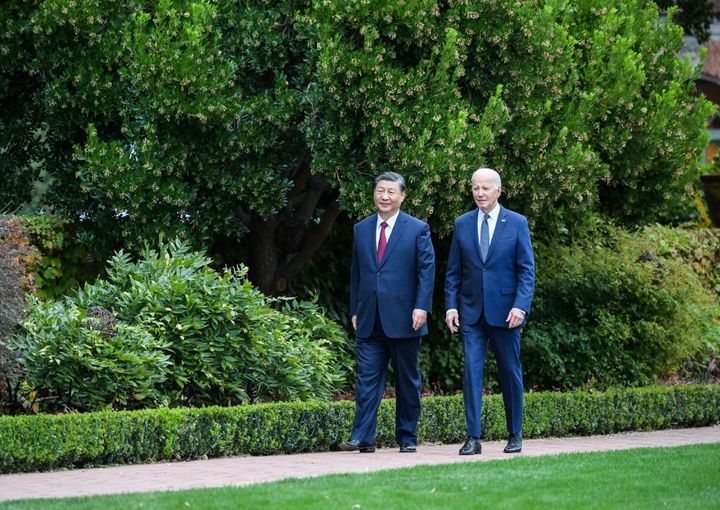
445, 167, 535, 455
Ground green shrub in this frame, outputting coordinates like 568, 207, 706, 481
523, 225, 720, 390
11, 240, 352, 411
273, 297, 355, 400
0, 384, 716, 473
12, 299, 171, 411
625, 225, 720, 381
0, 342, 26, 415
19, 213, 88, 299
419, 225, 720, 393
631, 225, 720, 296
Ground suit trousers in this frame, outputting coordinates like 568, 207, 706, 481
461, 312, 523, 438
351, 311, 422, 446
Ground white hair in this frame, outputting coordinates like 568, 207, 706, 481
472, 167, 501, 187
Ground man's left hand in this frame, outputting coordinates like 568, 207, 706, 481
412, 309, 427, 331
506, 308, 525, 329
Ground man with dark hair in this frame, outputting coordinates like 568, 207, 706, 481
340, 171, 435, 453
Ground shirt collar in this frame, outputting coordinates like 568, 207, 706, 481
479, 203, 500, 222
377, 211, 400, 229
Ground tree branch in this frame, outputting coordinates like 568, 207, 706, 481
286, 161, 311, 203
296, 175, 328, 226
235, 206, 251, 226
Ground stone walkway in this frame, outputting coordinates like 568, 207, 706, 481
0, 426, 718, 503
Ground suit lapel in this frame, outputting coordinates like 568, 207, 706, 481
486, 206, 508, 262
378, 211, 408, 269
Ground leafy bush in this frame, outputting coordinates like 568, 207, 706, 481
13, 299, 171, 411
0, 342, 26, 415
418, 224, 720, 393
0, 213, 89, 321
20, 213, 88, 299
10, 240, 352, 411
626, 225, 720, 381
0, 384, 717, 473
276, 296, 355, 399
522, 225, 720, 390
631, 225, 720, 296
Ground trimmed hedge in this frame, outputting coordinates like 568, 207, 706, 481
1, 384, 718, 474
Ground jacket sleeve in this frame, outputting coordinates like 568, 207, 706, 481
513, 216, 535, 314
444, 222, 462, 312
349, 225, 360, 316
414, 222, 435, 312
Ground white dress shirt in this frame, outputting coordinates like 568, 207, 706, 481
376, 211, 400, 248
477, 203, 500, 246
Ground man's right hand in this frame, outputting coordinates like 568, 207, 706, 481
351, 315, 357, 330
445, 310, 460, 333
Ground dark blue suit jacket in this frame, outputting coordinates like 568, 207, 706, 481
350, 211, 435, 339
445, 205, 535, 328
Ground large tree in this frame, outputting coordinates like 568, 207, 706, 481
654, 0, 714, 43
0, 0, 712, 293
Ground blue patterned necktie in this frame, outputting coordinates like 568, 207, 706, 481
480, 213, 490, 262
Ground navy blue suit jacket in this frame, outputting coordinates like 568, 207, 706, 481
350, 211, 435, 339
445, 205, 535, 328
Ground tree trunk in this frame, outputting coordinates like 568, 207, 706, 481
247, 215, 279, 295
246, 176, 342, 296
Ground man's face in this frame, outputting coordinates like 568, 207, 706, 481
472, 172, 501, 213
374, 179, 405, 218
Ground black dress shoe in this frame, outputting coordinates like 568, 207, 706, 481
339, 439, 376, 453
459, 437, 481, 455
503, 434, 522, 453
399, 444, 417, 453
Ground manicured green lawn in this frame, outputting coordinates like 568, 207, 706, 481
2, 444, 718, 509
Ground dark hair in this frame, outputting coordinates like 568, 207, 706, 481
374, 171, 406, 192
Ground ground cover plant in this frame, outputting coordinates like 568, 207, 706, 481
1, 443, 717, 509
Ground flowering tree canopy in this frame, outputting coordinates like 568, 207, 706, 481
0, 0, 712, 292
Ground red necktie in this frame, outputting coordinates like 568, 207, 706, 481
377, 221, 388, 263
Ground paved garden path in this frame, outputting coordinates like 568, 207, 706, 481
0, 426, 718, 503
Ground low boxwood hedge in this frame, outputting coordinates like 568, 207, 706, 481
1, 384, 717, 473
